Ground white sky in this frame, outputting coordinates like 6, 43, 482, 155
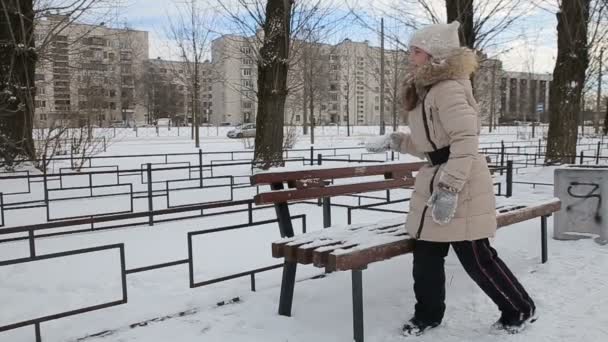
106, 0, 558, 73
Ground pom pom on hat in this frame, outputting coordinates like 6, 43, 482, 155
409, 21, 461, 59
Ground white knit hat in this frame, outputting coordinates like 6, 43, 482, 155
409, 21, 461, 59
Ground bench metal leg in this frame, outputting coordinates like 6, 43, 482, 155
352, 269, 364, 342
541, 215, 548, 264
279, 261, 297, 316
323, 197, 332, 228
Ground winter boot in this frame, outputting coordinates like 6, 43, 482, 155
492, 309, 538, 334
401, 317, 440, 337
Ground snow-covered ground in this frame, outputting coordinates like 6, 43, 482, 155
1, 132, 608, 342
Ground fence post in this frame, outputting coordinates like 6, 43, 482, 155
43, 155, 49, 208
391, 151, 395, 161
310, 146, 314, 166
135, 126, 138, 137
70, 138, 75, 169
103, 136, 107, 152
597, 141, 601, 165
317, 153, 322, 166
147, 163, 154, 226
500, 140, 505, 175
579, 151, 584, 165
506, 160, 513, 198
198, 149, 203, 187
323, 197, 331, 228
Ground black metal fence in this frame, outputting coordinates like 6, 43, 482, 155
0, 200, 307, 342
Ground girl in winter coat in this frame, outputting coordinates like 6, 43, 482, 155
367, 21, 536, 337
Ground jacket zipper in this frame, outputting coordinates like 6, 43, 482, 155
429, 108, 437, 138
421, 92, 438, 151
415, 167, 440, 239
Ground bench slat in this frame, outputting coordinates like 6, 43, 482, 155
329, 237, 415, 271
251, 162, 426, 186
255, 179, 415, 205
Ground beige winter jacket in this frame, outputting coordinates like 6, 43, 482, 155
397, 48, 497, 242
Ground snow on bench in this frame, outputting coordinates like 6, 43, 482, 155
272, 198, 562, 272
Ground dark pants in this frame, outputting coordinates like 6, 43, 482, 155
413, 239, 535, 324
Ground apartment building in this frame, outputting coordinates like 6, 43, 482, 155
209, 35, 409, 127
32, 15, 552, 128
34, 14, 149, 127
143, 58, 213, 125
500, 71, 553, 123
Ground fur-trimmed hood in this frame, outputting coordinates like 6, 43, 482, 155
402, 47, 479, 110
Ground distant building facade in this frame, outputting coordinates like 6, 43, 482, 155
34, 14, 149, 127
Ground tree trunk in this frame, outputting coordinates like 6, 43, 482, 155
603, 97, 608, 135
446, 0, 475, 49
308, 81, 316, 145
545, 1, 590, 164
0, 0, 36, 162
253, 0, 292, 169
302, 86, 308, 135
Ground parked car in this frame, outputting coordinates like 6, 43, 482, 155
219, 122, 233, 127
227, 123, 256, 138
110, 120, 126, 128
156, 118, 171, 127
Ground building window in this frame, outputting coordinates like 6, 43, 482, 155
37, 87, 46, 95
332, 104, 338, 110
241, 46, 252, 54
35, 74, 45, 81
343, 115, 348, 121
330, 94, 338, 101
160, 68, 167, 73
110, 102, 116, 110
295, 114, 301, 122
330, 84, 337, 91
243, 101, 253, 109
243, 79, 253, 88
242, 68, 252, 76
243, 112, 252, 123
331, 64, 338, 71
243, 58, 253, 65
35, 100, 46, 108
40, 113, 47, 121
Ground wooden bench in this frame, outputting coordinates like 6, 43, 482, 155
250, 162, 561, 342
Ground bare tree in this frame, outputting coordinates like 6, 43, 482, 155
447, 0, 474, 48
33, 118, 68, 171
1, 0, 37, 162
215, 0, 343, 168
251, 0, 293, 168
142, 66, 182, 125
545, 0, 590, 164
1, 0, 120, 170
349, 0, 534, 53
167, 0, 215, 148
365, 41, 408, 131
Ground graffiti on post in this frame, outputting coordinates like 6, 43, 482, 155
566, 182, 602, 224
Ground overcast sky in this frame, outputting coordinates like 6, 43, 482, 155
108, 0, 558, 73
